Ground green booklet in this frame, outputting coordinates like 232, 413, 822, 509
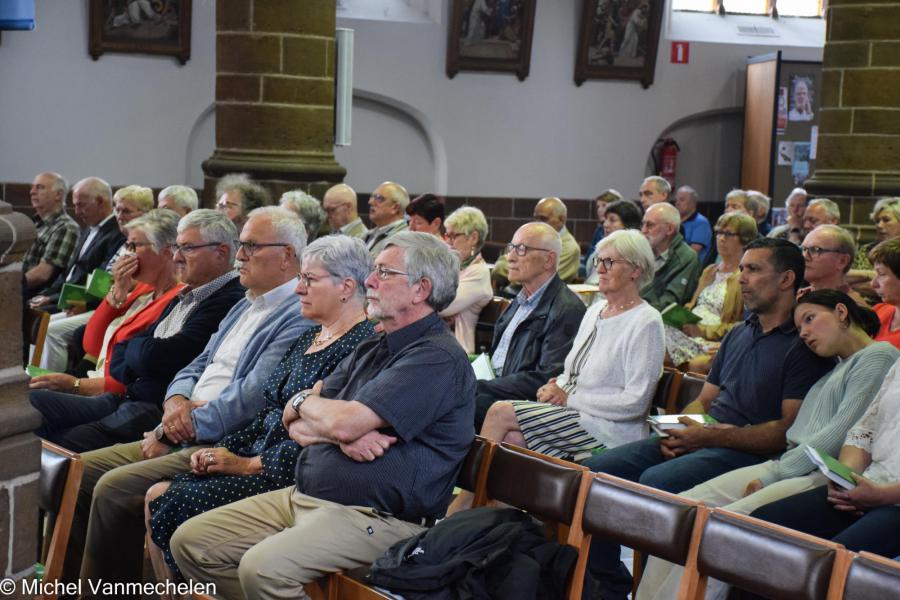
85, 268, 113, 298
804, 446, 857, 489
647, 414, 718, 438
660, 303, 702, 329
26, 365, 55, 378
56, 283, 89, 311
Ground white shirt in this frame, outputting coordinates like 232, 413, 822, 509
190, 277, 298, 403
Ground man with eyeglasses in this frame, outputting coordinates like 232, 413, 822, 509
640, 202, 701, 311
363, 181, 409, 257
798, 224, 869, 306
64, 207, 314, 590
474, 222, 585, 430
323, 183, 368, 239
172, 232, 475, 599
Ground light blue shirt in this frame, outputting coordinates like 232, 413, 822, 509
491, 276, 553, 375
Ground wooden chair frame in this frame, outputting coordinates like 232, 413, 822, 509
26, 308, 51, 367
38, 441, 84, 600
825, 549, 900, 600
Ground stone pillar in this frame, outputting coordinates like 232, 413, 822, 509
0, 201, 42, 584
805, 0, 900, 240
203, 0, 345, 206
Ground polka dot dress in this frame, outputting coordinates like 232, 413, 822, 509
149, 320, 375, 577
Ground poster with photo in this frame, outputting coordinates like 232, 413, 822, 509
777, 86, 788, 134
778, 141, 794, 166
792, 142, 811, 185
788, 75, 815, 122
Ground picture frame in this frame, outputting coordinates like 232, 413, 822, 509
446, 0, 537, 81
89, 0, 192, 65
574, 0, 664, 88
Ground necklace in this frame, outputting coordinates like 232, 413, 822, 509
601, 297, 638, 318
310, 314, 366, 348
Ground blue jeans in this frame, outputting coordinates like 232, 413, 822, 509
750, 486, 900, 557
31, 389, 120, 439
582, 437, 766, 599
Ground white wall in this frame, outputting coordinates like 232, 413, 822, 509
0, 1, 821, 199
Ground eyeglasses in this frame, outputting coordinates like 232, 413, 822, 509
172, 242, 220, 256
323, 205, 345, 214
800, 245, 844, 258
372, 265, 409, 280
370, 194, 388, 204
445, 231, 467, 241
505, 243, 551, 257
216, 200, 240, 210
237, 241, 290, 257
714, 229, 740, 238
298, 272, 331, 287
596, 257, 633, 271
124, 241, 154, 252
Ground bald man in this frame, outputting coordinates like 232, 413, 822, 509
640, 202, 701, 310
493, 197, 581, 289
363, 181, 409, 256
323, 183, 368, 239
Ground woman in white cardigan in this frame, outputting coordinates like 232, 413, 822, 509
439, 206, 493, 353
480, 229, 665, 459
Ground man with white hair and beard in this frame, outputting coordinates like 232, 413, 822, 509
640, 202, 701, 310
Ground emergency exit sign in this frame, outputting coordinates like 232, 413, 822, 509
671, 41, 690, 64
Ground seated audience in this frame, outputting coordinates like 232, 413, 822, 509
674, 185, 713, 264
870, 238, 900, 348
639, 175, 671, 211
30, 209, 246, 452
363, 181, 409, 256
747, 190, 772, 236
29, 176, 123, 312
768, 187, 808, 245
63, 207, 311, 587
169, 233, 475, 599
39, 184, 153, 372
580, 189, 622, 277
665, 212, 757, 370
157, 185, 198, 217
406, 193, 445, 236
803, 197, 841, 231
749, 356, 900, 560
279, 190, 326, 241
638, 291, 898, 600
474, 222, 585, 429
215, 173, 271, 230
852, 197, 900, 272
439, 206, 492, 353
23, 171, 80, 298
583, 238, 835, 599
493, 197, 581, 288
723, 189, 752, 216
799, 224, 868, 305
144, 235, 375, 584
584, 198, 643, 284
640, 202, 701, 310
322, 183, 367, 239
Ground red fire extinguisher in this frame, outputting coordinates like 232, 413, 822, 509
656, 137, 680, 188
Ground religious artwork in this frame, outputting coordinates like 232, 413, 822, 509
446, 0, 537, 81
89, 0, 192, 64
788, 75, 815, 122
574, 0, 664, 88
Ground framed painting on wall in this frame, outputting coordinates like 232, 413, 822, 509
446, 0, 537, 81
574, 0, 663, 88
89, 0, 192, 64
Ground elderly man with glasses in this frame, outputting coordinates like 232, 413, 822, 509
474, 222, 586, 430
798, 224, 869, 306
59, 207, 314, 591
363, 181, 410, 256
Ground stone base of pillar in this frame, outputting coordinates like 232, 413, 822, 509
805, 171, 900, 198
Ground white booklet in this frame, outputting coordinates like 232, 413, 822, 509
471, 353, 495, 381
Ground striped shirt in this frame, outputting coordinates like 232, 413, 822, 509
153, 271, 240, 339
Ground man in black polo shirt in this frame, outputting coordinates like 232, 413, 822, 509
171, 232, 475, 600
583, 237, 835, 599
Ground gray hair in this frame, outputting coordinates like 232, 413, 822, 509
247, 206, 307, 258
43, 172, 68, 199
643, 176, 671, 196
808, 198, 841, 222
124, 208, 180, 253
215, 173, 271, 214
676, 185, 699, 203
598, 229, 656, 290
871, 197, 900, 223
647, 201, 681, 227
302, 235, 371, 301
114, 185, 154, 211
521, 221, 562, 269
786, 187, 808, 205
445, 206, 489, 250
378, 181, 410, 211
279, 190, 326, 240
384, 231, 460, 312
746, 190, 771, 219
178, 208, 239, 261
73, 177, 112, 204
725, 189, 749, 205
159, 185, 199, 212
812, 224, 856, 273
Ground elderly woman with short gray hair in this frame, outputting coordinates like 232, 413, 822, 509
438, 206, 493, 353
280, 190, 327, 241
143, 234, 375, 587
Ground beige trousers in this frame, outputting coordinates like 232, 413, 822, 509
171, 486, 425, 600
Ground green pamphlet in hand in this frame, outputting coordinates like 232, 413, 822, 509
804, 446, 857, 489
56, 283, 89, 311
647, 414, 718, 438
471, 353, 495, 381
85, 268, 113, 298
660, 303, 702, 329
26, 365, 55, 378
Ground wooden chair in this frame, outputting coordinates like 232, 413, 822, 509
24, 307, 51, 367
37, 441, 84, 600
828, 550, 900, 600
473, 296, 510, 354
684, 508, 851, 600
579, 473, 708, 598
674, 371, 706, 414
651, 367, 683, 415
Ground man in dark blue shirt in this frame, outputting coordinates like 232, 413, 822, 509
583, 238, 835, 598
172, 232, 475, 600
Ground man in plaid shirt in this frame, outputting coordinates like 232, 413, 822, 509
23, 171, 80, 298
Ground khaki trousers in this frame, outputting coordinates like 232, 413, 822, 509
172, 487, 425, 600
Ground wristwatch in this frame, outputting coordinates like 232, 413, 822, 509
290, 389, 313, 415
154, 423, 175, 446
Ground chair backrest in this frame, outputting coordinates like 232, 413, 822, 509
455, 436, 495, 508
25, 308, 51, 367
39, 441, 84, 595
474, 296, 511, 353
838, 551, 900, 600
652, 368, 683, 415
675, 372, 706, 414
692, 508, 845, 600
583, 474, 701, 566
